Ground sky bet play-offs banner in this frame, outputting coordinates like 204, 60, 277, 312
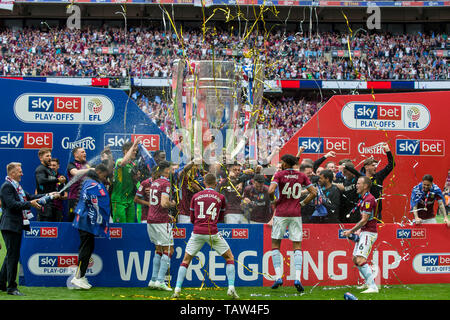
279, 91, 450, 224
19, 223, 450, 287
0, 78, 174, 198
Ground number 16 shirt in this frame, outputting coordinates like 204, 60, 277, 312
271, 168, 312, 217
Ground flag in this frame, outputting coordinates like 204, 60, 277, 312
242, 64, 254, 105
138, 143, 157, 171
312, 186, 328, 217
410, 182, 444, 209
73, 179, 110, 237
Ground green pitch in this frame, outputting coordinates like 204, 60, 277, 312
0, 283, 449, 300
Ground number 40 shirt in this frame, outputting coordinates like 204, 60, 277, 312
271, 169, 312, 217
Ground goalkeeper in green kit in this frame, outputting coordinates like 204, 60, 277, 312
111, 136, 142, 223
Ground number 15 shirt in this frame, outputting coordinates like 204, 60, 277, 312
147, 177, 171, 224
271, 169, 312, 218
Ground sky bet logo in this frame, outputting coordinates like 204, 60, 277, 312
25, 227, 58, 238
413, 253, 450, 274
354, 104, 401, 120
29, 96, 81, 113
396, 228, 426, 239
38, 255, 78, 268
218, 228, 249, 239
422, 254, 450, 267
298, 137, 350, 155
0, 131, 53, 149
396, 139, 445, 156
105, 133, 160, 151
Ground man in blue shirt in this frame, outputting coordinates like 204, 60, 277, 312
71, 163, 111, 290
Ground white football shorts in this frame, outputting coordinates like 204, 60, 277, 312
352, 231, 378, 259
271, 216, 303, 242
185, 232, 230, 257
147, 223, 174, 246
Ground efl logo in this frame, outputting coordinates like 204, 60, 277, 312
0, 131, 52, 149
25, 227, 58, 238
109, 227, 122, 239
38, 255, 78, 268
173, 228, 186, 239
298, 137, 350, 155
354, 104, 401, 120
396, 139, 445, 156
105, 133, 160, 151
29, 96, 82, 113
396, 228, 426, 239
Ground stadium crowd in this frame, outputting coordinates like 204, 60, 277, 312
0, 26, 449, 80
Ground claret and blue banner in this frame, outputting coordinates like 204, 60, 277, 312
19, 222, 450, 287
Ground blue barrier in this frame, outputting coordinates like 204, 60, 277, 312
19, 222, 264, 287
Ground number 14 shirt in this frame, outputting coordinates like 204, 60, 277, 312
190, 188, 226, 235
271, 169, 312, 218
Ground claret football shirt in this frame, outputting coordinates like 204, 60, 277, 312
147, 177, 172, 224
271, 168, 312, 217
190, 188, 226, 235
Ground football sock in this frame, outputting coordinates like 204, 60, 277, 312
175, 263, 188, 289
151, 252, 162, 282
293, 250, 303, 281
271, 249, 282, 280
157, 254, 170, 283
226, 260, 235, 287
358, 263, 375, 287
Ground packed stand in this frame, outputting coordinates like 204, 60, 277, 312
0, 26, 449, 80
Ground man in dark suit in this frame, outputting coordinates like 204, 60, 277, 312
35, 148, 66, 221
0, 162, 58, 296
